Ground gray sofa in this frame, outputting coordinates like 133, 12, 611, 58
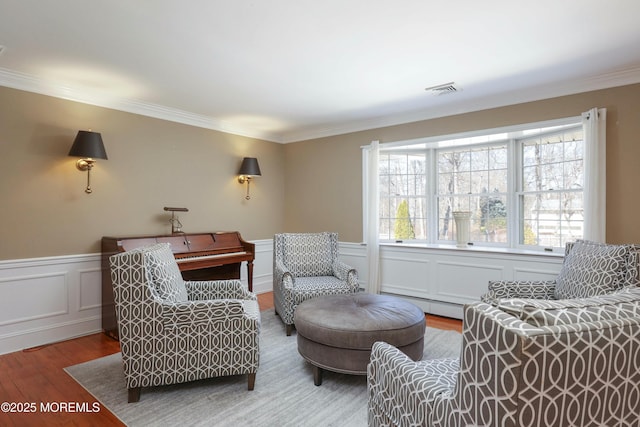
367, 289, 640, 426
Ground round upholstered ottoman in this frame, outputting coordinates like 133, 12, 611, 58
294, 293, 425, 385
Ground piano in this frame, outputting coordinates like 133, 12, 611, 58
101, 231, 255, 340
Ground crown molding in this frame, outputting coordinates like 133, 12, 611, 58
0, 67, 284, 143
278, 66, 640, 143
2, 65, 639, 144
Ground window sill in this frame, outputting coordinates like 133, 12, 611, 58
376, 242, 564, 258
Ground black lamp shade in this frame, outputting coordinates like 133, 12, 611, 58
68, 130, 108, 160
238, 157, 261, 176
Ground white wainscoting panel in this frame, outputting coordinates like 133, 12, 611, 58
0, 254, 102, 355
249, 239, 273, 295
0, 272, 68, 325
77, 268, 103, 312
435, 260, 504, 301
375, 245, 563, 319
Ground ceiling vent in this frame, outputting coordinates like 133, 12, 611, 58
425, 82, 460, 96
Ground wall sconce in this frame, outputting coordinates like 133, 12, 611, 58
237, 157, 261, 200
68, 130, 108, 194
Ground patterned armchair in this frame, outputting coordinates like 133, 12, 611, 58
273, 232, 359, 335
368, 290, 640, 426
481, 239, 640, 304
109, 243, 260, 403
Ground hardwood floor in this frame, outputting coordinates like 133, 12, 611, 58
0, 292, 461, 426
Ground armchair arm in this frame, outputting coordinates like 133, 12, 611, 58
480, 280, 556, 304
185, 279, 256, 301
161, 299, 247, 330
368, 341, 458, 426
332, 260, 359, 290
274, 259, 295, 289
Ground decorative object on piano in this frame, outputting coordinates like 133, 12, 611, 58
164, 206, 188, 234
68, 130, 108, 194
237, 157, 262, 200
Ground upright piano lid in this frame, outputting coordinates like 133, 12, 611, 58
187, 232, 242, 253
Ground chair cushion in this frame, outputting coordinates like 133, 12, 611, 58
573, 239, 640, 288
144, 243, 188, 303
554, 240, 628, 299
282, 232, 334, 277
498, 288, 640, 327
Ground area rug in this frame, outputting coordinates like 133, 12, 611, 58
65, 309, 462, 427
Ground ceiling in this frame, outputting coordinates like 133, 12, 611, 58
1, 1, 640, 143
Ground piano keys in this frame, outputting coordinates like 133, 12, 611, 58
101, 231, 255, 340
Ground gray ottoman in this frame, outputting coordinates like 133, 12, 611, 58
294, 293, 425, 385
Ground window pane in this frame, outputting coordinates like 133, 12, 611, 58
563, 160, 583, 189
520, 191, 583, 248
541, 162, 562, 190
388, 154, 407, 174
488, 169, 508, 193
437, 143, 508, 244
438, 172, 453, 194
469, 171, 487, 194
378, 152, 427, 241
522, 165, 539, 192
519, 124, 584, 248
470, 149, 488, 171
489, 146, 508, 169
455, 170, 471, 194
475, 194, 508, 243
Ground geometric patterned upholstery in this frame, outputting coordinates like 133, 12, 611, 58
282, 232, 335, 277
368, 300, 640, 426
273, 232, 359, 335
109, 243, 260, 402
481, 240, 640, 304
555, 239, 630, 299
498, 287, 640, 327
144, 242, 189, 303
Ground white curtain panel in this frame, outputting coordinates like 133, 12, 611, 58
364, 140, 381, 294
582, 107, 607, 242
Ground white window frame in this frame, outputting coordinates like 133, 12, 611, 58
363, 115, 588, 254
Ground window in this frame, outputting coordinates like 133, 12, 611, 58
437, 143, 508, 243
368, 117, 589, 251
379, 152, 427, 240
519, 127, 584, 247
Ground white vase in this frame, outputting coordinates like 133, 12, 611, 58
452, 211, 471, 248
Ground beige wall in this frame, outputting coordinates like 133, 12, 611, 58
2, 83, 639, 261
284, 83, 640, 244
0, 86, 285, 260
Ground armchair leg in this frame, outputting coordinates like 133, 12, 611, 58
286, 324, 293, 336
248, 373, 256, 391
128, 387, 141, 403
